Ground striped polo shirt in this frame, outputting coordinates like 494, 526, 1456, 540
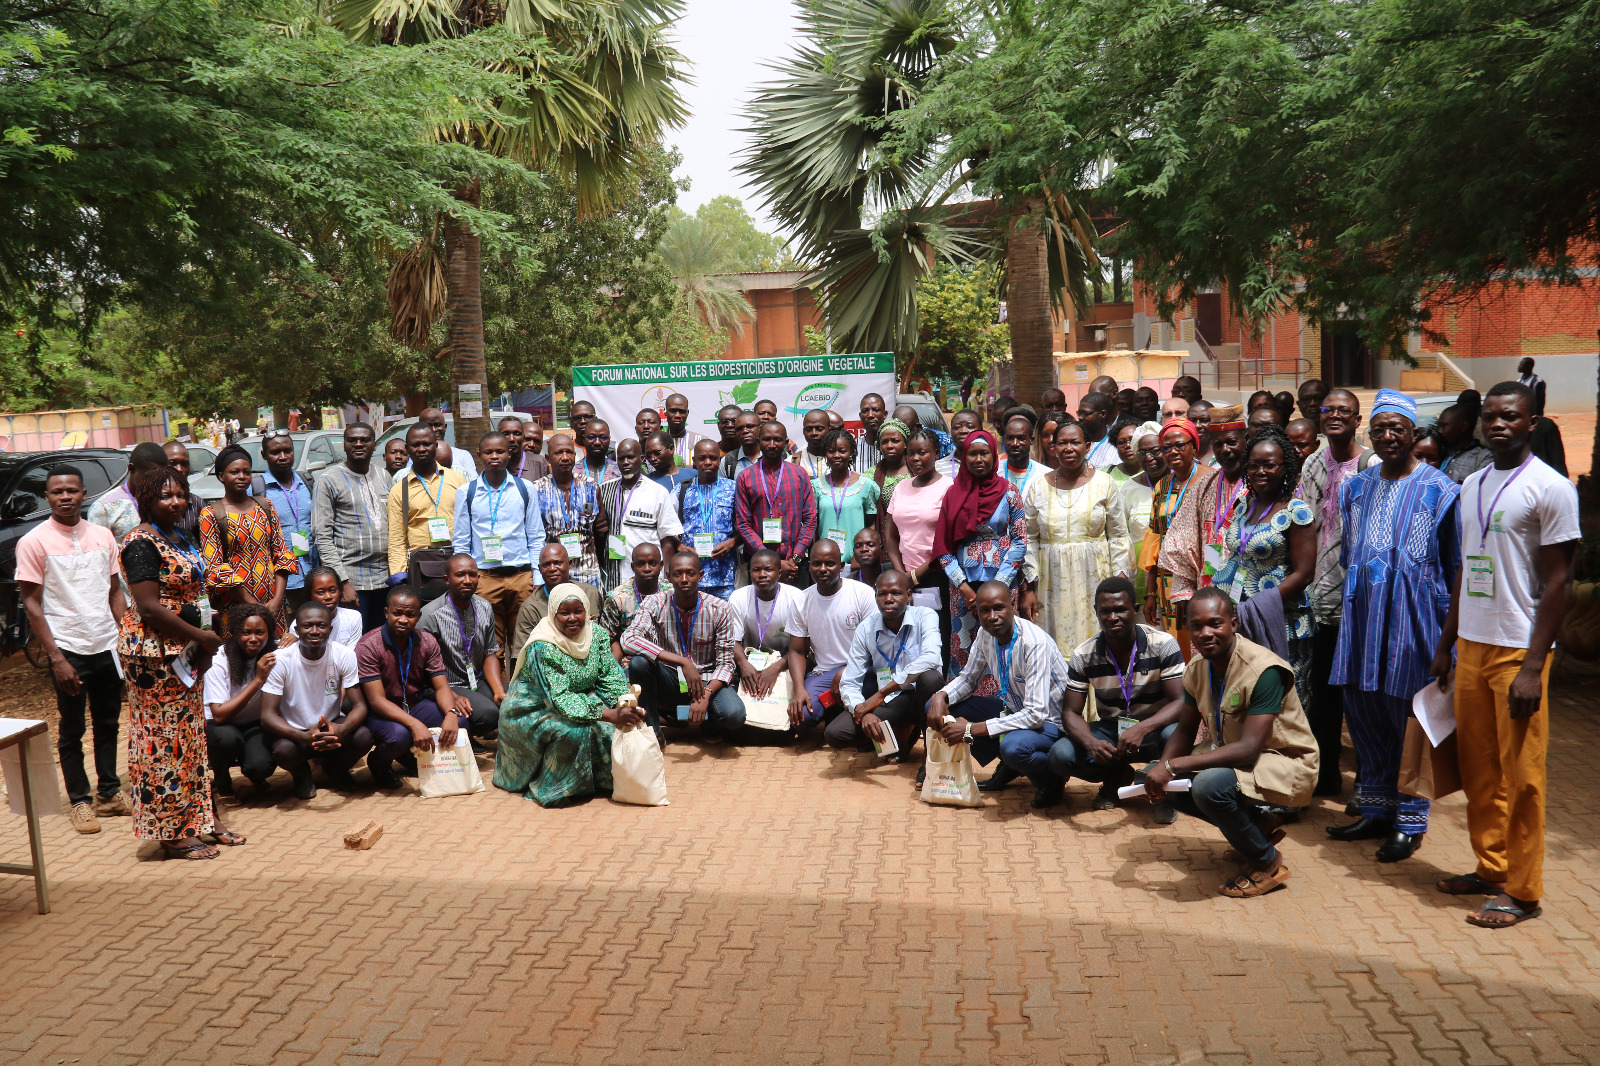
1065, 624, 1185, 720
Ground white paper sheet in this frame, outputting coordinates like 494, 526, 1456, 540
1412, 680, 1457, 747
1, 724, 64, 818
1117, 778, 1192, 801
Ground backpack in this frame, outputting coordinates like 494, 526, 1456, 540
462, 476, 533, 569
249, 470, 316, 499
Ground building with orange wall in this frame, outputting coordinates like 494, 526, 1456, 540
713, 271, 825, 360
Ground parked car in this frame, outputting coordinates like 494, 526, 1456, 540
895, 393, 951, 436
185, 430, 341, 501
122, 441, 219, 476
0, 448, 131, 582
374, 411, 534, 453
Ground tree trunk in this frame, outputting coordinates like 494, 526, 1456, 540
1007, 197, 1055, 409
445, 178, 490, 454
405, 392, 428, 417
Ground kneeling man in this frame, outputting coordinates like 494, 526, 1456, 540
260, 600, 374, 799
1142, 587, 1319, 897
831, 569, 944, 754
925, 581, 1071, 809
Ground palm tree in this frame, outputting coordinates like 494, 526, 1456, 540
657, 216, 756, 352
332, 0, 688, 445
740, 0, 1099, 407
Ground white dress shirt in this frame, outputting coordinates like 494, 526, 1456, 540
939, 616, 1070, 734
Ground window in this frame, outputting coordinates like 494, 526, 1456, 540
304, 437, 336, 470
6, 462, 54, 518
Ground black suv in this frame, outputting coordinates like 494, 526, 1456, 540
0, 448, 131, 582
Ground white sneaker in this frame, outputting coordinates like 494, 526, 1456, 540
70, 802, 102, 834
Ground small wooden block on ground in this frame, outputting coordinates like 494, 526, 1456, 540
343, 821, 383, 850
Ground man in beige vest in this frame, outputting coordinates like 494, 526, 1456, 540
1143, 586, 1319, 897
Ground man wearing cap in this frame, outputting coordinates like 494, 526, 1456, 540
1156, 402, 1250, 614
1325, 389, 1461, 864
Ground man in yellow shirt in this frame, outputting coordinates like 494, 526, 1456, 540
387, 425, 467, 589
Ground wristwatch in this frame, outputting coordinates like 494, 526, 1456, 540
962, 722, 974, 744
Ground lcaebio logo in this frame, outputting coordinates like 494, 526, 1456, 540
787, 382, 845, 416
641, 385, 675, 414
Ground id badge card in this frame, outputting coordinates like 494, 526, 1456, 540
483, 535, 504, 564
676, 666, 691, 693
693, 532, 714, 556
290, 530, 311, 557
559, 532, 581, 557
827, 527, 849, 547
466, 664, 477, 691
426, 517, 450, 544
762, 517, 782, 544
1466, 555, 1495, 598
608, 534, 628, 560
1117, 716, 1138, 739
1201, 540, 1228, 582
875, 666, 894, 690
745, 649, 772, 671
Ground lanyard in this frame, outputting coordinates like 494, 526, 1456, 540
619, 477, 643, 526
754, 592, 775, 647
1105, 639, 1137, 712
556, 478, 578, 530
674, 596, 701, 663
695, 483, 717, 532
414, 470, 444, 513
826, 472, 849, 526
397, 635, 413, 708
272, 474, 303, 527
1475, 455, 1532, 551
1209, 475, 1244, 541
882, 625, 911, 673
157, 526, 205, 577
996, 631, 1017, 710
1162, 470, 1192, 528
450, 597, 474, 664
1239, 497, 1278, 555
759, 461, 785, 519
480, 475, 509, 530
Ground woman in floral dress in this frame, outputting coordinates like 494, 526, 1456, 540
120, 466, 228, 858
934, 430, 1027, 681
1141, 419, 1202, 658
199, 445, 296, 637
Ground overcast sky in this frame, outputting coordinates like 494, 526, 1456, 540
667, 0, 803, 235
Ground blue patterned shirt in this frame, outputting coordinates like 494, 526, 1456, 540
940, 486, 1028, 588
530, 475, 603, 589
675, 477, 738, 592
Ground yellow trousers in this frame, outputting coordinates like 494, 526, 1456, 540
1454, 639, 1550, 902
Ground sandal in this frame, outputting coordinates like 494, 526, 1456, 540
160, 840, 219, 861
1466, 899, 1542, 928
1222, 828, 1286, 864
207, 830, 247, 846
1219, 862, 1291, 898
1437, 873, 1504, 896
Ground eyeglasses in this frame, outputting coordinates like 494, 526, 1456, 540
1320, 405, 1358, 418
1368, 424, 1411, 439
1245, 459, 1284, 473
1157, 442, 1193, 454
1137, 448, 1162, 458
262, 429, 292, 441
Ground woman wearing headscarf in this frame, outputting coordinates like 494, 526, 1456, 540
935, 429, 1028, 679
1020, 421, 1131, 658
1142, 418, 1203, 657
867, 416, 912, 538
198, 444, 296, 637
493, 583, 645, 807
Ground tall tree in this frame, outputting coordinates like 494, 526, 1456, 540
657, 216, 755, 351
332, 0, 689, 447
667, 196, 802, 272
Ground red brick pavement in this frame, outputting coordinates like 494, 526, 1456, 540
4, 668, 1600, 1065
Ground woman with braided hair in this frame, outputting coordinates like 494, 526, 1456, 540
1212, 424, 1317, 709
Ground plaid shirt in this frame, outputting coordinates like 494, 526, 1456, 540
620, 590, 738, 685
733, 459, 817, 561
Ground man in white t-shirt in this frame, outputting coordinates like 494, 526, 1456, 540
260, 600, 372, 799
729, 549, 806, 700
784, 539, 876, 726
16, 464, 128, 833
1431, 381, 1580, 930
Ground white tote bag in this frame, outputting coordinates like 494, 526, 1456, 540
611, 724, 669, 806
920, 728, 982, 807
741, 651, 794, 731
414, 728, 485, 799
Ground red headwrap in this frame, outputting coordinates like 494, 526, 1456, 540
932, 430, 1011, 559
1159, 418, 1201, 449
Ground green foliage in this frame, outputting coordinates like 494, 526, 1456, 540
665, 196, 803, 272
909, 263, 1008, 384
1, 0, 544, 346
657, 216, 756, 335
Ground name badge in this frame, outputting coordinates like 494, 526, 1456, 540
483, 535, 504, 564
466, 664, 477, 691
745, 649, 772, 670
1201, 540, 1228, 581
693, 532, 714, 556
1117, 716, 1138, 738
1466, 555, 1495, 598
290, 530, 311, 557
827, 528, 849, 547
762, 517, 782, 544
608, 534, 628, 560
676, 666, 691, 693
426, 517, 450, 543
875, 666, 894, 690
559, 532, 581, 557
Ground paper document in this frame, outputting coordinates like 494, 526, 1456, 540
1412, 680, 1456, 747
1117, 778, 1192, 801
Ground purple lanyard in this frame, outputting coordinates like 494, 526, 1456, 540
1209, 475, 1244, 541
674, 597, 701, 664
754, 593, 775, 647
274, 474, 303, 528
1105, 641, 1136, 712
1238, 497, 1277, 554
450, 597, 474, 664
826, 473, 849, 526
1476, 455, 1532, 551
619, 478, 643, 526
759, 462, 783, 519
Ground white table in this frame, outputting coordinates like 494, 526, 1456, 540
0, 719, 50, 914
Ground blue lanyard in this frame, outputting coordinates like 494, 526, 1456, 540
996, 631, 1017, 710
882, 626, 911, 673
556, 479, 578, 530
480, 475, 509, 530
157, 526, 205, 578
1162, 470, 1192, 525
696, 483, 717, 532
397, 635, 413, 708
414, 470, 444, 512
674, 597, 701, 663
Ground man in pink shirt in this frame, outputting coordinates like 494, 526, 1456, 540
17, 464, 128, 834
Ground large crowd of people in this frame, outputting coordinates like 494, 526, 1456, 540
15, 362, 1580, 923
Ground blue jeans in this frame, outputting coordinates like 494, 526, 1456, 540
1165, 767, 1281, 868
950, 697, 1062, 791
1047, 719, 1179, 787
628, 657, 746, 738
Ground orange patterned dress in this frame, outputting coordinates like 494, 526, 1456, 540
199, 500, 296, 636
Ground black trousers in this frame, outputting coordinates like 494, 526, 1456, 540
1309, 621, 1344, 792
823, 669, 943, 751
51, 650, 123, 805
206, 720, 274, 786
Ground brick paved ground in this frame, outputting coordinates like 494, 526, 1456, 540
4, 657, 1600, 1065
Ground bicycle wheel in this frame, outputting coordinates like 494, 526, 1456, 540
24, 636, 47, 671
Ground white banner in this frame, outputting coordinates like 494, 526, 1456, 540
571, 353, 896, 444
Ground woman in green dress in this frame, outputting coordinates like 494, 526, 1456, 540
493, 583, 645, 807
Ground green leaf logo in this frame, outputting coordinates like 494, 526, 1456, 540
729, 379, 761, 405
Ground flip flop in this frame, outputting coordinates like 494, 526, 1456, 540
160, 840, 218, 861
207, 830, 247, 846
1437, 873, 1503, 896
1219, 862, 1291, 898
1466, 899, 1542, 928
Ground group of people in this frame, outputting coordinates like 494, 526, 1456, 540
18, 368, 1578, 923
